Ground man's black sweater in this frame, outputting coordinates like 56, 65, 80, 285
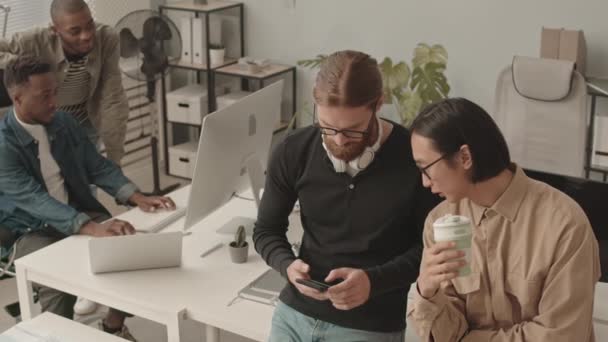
253, 121, 439, 332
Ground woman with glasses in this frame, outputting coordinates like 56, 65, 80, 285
253, 50, 439, 342
407, 97, 600, 341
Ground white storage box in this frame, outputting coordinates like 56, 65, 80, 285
168, 142, 198, 179
217, 91, 251, 109
167, 85, 209, 125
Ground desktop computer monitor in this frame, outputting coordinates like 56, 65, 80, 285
183, 80, 284, 230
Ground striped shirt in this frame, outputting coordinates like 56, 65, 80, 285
57, 56, 91, 124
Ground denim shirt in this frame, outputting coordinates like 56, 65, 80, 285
0, 109, 137, 237
0, 24, 130, 164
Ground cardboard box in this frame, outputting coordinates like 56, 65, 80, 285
559, 29, 586, 75
540, 27, 561, 59
540, 27, 587, 76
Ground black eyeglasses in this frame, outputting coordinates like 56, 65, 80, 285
313, 104, 376, 140
418, 154, 447, 180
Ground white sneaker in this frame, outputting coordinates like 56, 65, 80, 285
74, 297, 98, 315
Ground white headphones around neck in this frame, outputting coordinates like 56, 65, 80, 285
322, 115, 383, 173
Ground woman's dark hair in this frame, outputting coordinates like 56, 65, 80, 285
411, 97, 511, 183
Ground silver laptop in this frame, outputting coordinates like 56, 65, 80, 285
88, 232, 182, 274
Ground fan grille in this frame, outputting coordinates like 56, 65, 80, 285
116, 10, 182, 82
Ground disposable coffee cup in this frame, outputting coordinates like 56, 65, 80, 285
433, 215, 472, 276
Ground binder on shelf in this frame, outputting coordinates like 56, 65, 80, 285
209, 16, 223, 47
192, 16, 223, 66
180, 17, 193, 64
192, 17, 205, 65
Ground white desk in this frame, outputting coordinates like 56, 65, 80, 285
14, 184, 608, 342
15, 185, 303, 342
1, 312, 125, 341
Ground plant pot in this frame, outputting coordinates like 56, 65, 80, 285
210, 48, 225, 66
229, 241, 249, 263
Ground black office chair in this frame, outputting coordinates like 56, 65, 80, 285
525, 169, 608, 283
0, 220, 36, 322
0, 226, 16, 275
0, 222, 18, 319
0, 68, 16, 272
0, 69, 12, 108
0, 73, 17, 320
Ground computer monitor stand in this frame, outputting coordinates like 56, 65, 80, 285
215, 155, 264, 236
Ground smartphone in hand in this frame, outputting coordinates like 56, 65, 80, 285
296, 278, 331, 292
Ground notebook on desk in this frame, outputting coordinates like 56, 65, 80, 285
231, 269, 286, 307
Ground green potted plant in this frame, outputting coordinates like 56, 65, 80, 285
297, 43, 450, 127
229, 225, 248, 263
209, 43, 225, 66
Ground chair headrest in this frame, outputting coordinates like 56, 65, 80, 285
512, 56, 575, 101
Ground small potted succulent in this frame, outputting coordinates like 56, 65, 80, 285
209, 43, 225, 66
229, 225, 248, 263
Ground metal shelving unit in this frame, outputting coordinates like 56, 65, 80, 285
159, 1, 297, 179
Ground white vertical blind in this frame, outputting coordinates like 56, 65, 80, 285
1, 0, 52, 37
0, 0, 97, 38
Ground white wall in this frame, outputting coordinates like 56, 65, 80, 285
92, 0, 157, 26
234, 0, 608, 124
11, 0, 608, 119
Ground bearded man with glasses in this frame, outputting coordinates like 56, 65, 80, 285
253, 50, 440, 342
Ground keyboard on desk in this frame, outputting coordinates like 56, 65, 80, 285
116, 206, 187, 233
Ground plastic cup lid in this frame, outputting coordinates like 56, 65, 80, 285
433, 214, 471, 228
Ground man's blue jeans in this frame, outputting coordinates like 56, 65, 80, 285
269, 301, 405, 342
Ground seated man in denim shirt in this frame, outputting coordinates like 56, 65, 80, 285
0, 56, 176, 341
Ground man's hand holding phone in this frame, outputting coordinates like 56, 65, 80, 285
287, 259, 329, 301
